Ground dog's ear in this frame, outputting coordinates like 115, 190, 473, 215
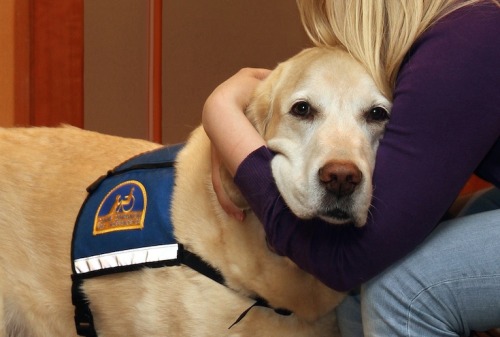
216, 65, 286, 212
245, 65, 285, 139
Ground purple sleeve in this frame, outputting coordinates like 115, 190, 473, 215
234, 4, 500, 291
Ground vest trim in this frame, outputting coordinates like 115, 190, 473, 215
73, 243, 179, 275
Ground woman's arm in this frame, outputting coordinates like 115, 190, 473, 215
202, 68, 270, 176
204, 4, 500, 291
233, 5, 500, 291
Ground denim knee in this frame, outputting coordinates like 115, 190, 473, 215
361, 269, 463, 336
360, 210, 500, 337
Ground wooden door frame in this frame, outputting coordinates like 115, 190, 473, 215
14, 0, 84, 128
14, 0, 162, 143
148, 0, 163, 143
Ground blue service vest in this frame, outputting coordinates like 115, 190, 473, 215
71, 144, 185, 279
70, 144, 285, 337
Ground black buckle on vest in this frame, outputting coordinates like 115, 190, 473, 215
72, 276, 97, 337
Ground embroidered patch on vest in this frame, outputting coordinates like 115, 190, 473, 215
93, 180, 147, 235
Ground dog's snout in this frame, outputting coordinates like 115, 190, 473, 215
318, 161, 362, 197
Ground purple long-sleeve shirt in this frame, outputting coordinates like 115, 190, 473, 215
234, 3, 500, 291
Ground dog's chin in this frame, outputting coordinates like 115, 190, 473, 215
318, 208, 367, 227
319, 209, 354, 226
288, 201, 367, 227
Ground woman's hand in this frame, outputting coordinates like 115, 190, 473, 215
203, 68, 271, 220
210, 145, 246, 221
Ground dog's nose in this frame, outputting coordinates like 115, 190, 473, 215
318, 161, 362, 197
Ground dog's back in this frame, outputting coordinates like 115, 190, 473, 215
0, 126, 160, 336
0, 126, 340, 337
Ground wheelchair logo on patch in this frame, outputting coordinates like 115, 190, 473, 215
93, 180, 147, 235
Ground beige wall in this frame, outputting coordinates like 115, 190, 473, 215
0, 0, 15, 127
2, 1, 309, 133
84, 0, 311, 143
84, 0, 150, 140
162, 0, 311, 144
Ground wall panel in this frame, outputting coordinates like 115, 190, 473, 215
84, 0, 149, 139
162, 0, 311, 144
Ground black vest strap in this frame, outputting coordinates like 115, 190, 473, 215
72, 276, 97, 337
72, 246, 227, 337
179, 245, 225, 285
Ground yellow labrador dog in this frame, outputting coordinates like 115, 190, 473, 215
0, 47, 390, 337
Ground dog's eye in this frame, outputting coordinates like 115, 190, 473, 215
366, 106, 390, 123
290, 101, 314, 119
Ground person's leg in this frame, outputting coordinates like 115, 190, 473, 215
361, 209, 500, 337
458, 187, 500, 217
336, 292, 363, 336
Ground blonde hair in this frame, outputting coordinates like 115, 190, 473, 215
297, 0, 498, 98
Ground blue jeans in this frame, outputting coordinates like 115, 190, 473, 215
337, 188, 500, 337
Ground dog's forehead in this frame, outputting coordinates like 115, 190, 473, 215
276, 49, 381, 104
302, 52, 374, 94
250, 48, 390, 137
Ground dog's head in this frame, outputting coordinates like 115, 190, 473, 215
245, 47, 391, 227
